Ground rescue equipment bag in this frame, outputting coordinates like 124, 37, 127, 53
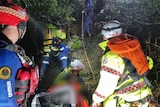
108, 34, 149, 76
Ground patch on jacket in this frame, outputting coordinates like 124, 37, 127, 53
103, 58, 108, 64
0, 66, 11, 80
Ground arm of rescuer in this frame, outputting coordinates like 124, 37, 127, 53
84, 0, 92, 13
58, 43, 70, 54
92, 51, 125, 105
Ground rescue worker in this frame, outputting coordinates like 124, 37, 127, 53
92, 20, 155, 107
50, 57, 91, 106
82, 0, 93, 37
52, 29, 70, 71
40, 25, 70, 77
92, 0, 106, 25
0, 2, 29, 107
53, 57, 86, 86
94, 0, 105, 15
40, 23, 57, 76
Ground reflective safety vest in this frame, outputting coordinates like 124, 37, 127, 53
101, 51, 152, 102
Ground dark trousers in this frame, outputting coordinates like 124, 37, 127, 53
83, 15, 92, 35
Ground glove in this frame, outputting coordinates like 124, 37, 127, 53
91, 102, 101, 107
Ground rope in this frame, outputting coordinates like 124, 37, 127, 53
81, 12, 96, 80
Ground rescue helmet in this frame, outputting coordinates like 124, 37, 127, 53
43, 24, 56, 40
69, 57, 85, 72
54, 29, 66, 40
101, 20, 122, 39
47, 23, 57, 29
0, 3, 29, 26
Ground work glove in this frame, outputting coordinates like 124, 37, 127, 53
91, 102, 101, 107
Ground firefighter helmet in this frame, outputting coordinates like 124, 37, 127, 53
47, 23, 56, 29
43, 24, 56, 44
101, 20, 122, 39
0, 3, 29, 26
54, 29, 66, 40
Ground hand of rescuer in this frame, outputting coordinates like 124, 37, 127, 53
91, 102, 101, 107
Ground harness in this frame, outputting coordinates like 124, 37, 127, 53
4, 44, 39, 107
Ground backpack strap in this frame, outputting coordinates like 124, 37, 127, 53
115, 58, 153, 94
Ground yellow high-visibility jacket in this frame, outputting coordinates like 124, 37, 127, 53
92, 50, 153, 106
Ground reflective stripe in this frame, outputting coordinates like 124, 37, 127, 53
43, 53, 50, 57
60, 47, 64, 51
15, 94, 25, 101
60, 56, 67, 60
15, 80, 29, 87
94, 92, 106, 99
102, 66, 147, 95
116, 81, 146, 94
51, 46, 59, 51
42, 61, 49, 64
101, 66, 126, 78
15, 87, 29, 92
43, 46, 52, 52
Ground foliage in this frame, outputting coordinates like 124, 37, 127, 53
67, 35, 82, 50
12, 0, 76, 26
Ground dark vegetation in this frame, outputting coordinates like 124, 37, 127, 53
12, 0, 160, 106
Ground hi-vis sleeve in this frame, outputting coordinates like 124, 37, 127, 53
92, 51, 125, 103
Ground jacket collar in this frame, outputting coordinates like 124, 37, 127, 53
0, 31, 13, 48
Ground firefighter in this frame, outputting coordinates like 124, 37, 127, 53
92, 20, 155, 107
52, 29, 70, 71
40, 23, 57, 76
40, 25, 70, 77
0, 2, 29, 107
82, 0, 93, 37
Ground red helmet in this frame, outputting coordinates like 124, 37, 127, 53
0, 3, 29, 26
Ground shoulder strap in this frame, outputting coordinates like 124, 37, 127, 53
117, 58, 139, 86
120, 58, 153, 89
122, 58, 138, 76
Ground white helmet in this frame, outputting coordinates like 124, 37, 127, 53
69, 57, 85, 71
101, 20, 122, 39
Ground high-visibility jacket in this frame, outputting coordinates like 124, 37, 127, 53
93, 34, 153, 106
92, 51, 152, 105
